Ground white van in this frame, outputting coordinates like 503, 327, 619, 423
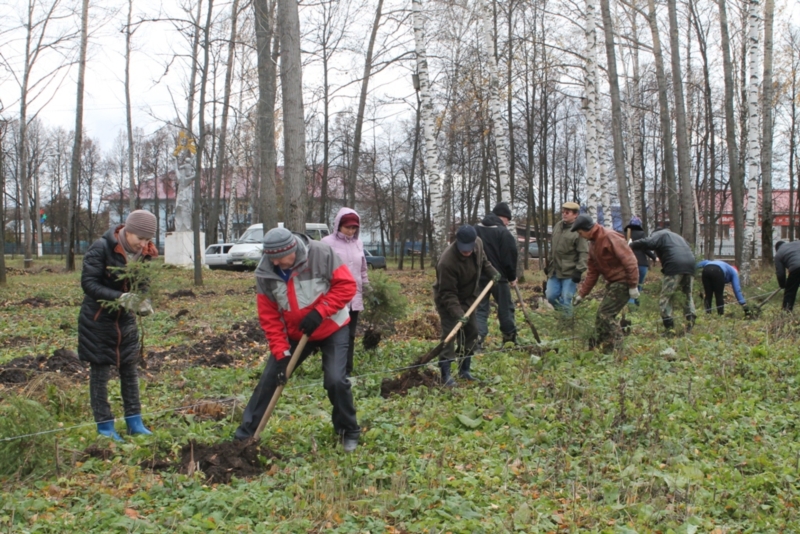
227, 223, 331, 268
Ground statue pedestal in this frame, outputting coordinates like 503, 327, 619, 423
165, 231, 205, 267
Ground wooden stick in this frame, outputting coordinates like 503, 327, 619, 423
513, 284, 542, 344
252, 335, 309, 440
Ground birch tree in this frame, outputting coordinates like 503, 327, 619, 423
742, 0, 761, 283
413, 0, 445, 261
583, 0, 601, 221
760, 0, 774, 262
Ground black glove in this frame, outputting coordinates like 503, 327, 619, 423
299, 309, 323, 335
571, 272, 582, 284
742, 303, 752, 318
274, 355, 290, 385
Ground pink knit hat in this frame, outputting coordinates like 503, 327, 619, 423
125, 210, 157, 239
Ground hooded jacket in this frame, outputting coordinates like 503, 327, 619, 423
549, 218, 589, 278
578, 224, 639, 298
624, 224, 657, 267
775, 240, 800, 288
321, 207, 369, 311
433, 236, 500, 318
255, 234, 356, 358
475, 212, 518, 283
630, 229, 695, 276
78, 225, 159, 367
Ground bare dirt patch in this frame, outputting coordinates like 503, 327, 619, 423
0, 349, 88, 385
380, 368, 441, 398
177, 439, 283, 483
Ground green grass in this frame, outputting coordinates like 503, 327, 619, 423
1, 261, 799, 532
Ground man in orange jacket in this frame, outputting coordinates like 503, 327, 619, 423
571, 214, 639, 352
234, 228, 360, 452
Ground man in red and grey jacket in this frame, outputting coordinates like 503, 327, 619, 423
234, 227, 360, 452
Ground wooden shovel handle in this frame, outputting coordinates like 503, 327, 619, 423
252, 334, 309, 440
442, 280, 495, 345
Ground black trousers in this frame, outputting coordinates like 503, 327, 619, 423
89, 362, 142, 423
346, 310, 359, 375
235, 326, 359, 440
784, 269, 800, 311
702, 264, 726, 315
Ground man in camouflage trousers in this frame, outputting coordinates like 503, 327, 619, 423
631, 229, 697, 335
570, 214, 639, 352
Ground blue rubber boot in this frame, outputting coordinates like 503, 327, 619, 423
97, 421, 123, 441
125, 414, 153, 436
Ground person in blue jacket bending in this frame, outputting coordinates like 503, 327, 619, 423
696, 260, 751, 317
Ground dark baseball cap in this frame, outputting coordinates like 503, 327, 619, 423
455, 225, 477, 252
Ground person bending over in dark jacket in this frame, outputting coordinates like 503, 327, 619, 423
234, 228, 360, 452
775, 240, 800, 311
571, 215, 639, 353
433, 226, 500, 386
475, 202, 519, 348
624, 216, 656, 306
78, 210, 158, 441
631, 229, 697, 336
696, 260, 750, 316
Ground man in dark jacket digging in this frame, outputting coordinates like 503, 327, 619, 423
433, 225, 500, 386
775, 240, 800, 311
78, 210, 159, 441
571, 214, 639, 353
475, 201, 519, 347
624, 216, 656, 306
234, 228, 359, 452
631, 229, 697, 336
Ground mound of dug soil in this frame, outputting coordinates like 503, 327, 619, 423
380, 368, 441, 398
144, 320, 266, 371
394, 312, 441, 340
0, 349, 88, 385
179, 439, 282, 484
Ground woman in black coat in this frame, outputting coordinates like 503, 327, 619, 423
624, 216, 656, 306
78, 210, 158, 440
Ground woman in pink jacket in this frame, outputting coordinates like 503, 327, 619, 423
322, 207, 370, 376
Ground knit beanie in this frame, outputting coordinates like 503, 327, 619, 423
262, 227, 298, 260
492, 202, 512, 220
629, 216, 642, 227
339, 213, 360, 228
124, 210, 157, 239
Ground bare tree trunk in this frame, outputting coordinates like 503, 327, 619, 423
0, 123, 6, 285
279, 0, 306, 231
760, 0, 774, 263
66, 0, 89, 271
254, 0, 278, 229
599, 0, 631, 226
193, 0, 214, 286
208, 0, 240, 244
346, 0, 384, 213
398, 96, 421, 271
413, 0, 445, 262
125, 0, 137, 214
718, 0, 745, 267
583, 0, 600, 221
666, 0, 694, 243
742, 0, 761, 284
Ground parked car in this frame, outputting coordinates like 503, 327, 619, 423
205, 243, 235, 269
528, 242, 544, 258
365, 250, 387, 270
227, 223, 331, 269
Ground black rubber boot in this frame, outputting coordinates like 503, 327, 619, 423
439, 360, 456, 387
502, 333, 518, 346
662, 317, 675, 337
458, 356, 477, 381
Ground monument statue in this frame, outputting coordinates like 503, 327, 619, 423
174, 155, 195, 233
172, 131, 197, 234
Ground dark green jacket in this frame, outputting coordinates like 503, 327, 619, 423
549, 219, 588, 278
433, 237, 499, 318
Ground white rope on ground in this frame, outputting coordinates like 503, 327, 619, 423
0, 287, 786, 444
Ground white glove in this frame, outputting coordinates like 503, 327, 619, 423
118, 292, 140, 311
571, 295, 583, 307
629, 288, 640, 299
137, 298, 154, 316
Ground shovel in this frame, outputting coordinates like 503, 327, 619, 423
251, 334, 309, 440
513, 284, 542, 344
748, 287, 783, 318
408, 280, 495, 369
